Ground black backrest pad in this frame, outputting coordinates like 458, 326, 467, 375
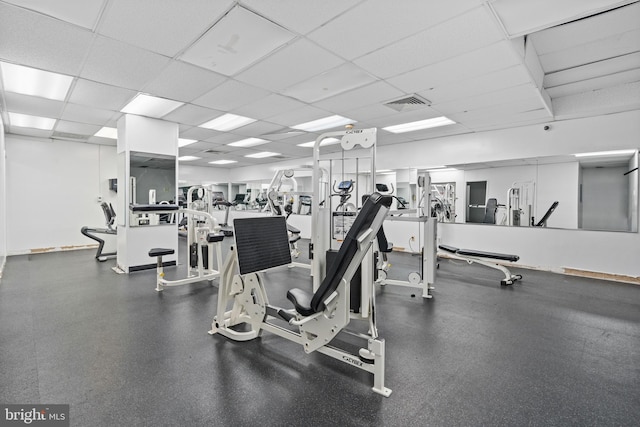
310, 192, 392, 313
234, 216, 292, 275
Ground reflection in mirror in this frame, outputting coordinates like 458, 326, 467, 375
129, 152, 176, 226
419, 149, 639, 232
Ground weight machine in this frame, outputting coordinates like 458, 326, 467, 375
210, 193, 393, 396
375, 172, 437, 298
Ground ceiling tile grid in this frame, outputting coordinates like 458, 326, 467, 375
0, 0, 638, 162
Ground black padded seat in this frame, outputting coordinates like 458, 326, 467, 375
206, 233, 224, 243
438, 244, 459, 254
377, 227, 393, 253
286, 192, 392, 316
455, 249, 519, 262
287, 288, 314, 316
130, 204, 180, 212
149, 248, 175, 257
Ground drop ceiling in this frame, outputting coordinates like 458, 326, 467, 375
0, 0, 638, 168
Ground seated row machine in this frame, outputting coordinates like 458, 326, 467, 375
210, 192, 393, 396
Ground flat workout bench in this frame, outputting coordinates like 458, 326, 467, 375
439, 244, 522, 285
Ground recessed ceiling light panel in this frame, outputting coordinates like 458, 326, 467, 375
199, 113, 256, 131
383, 116, 455, 133
209, 159, 237, 165
8, 112, 56, 130
1, 62, 73, 101
95, 127, 118, 139
178, 156, 201, 161
178, 138, 198, 147
228, 138, 268, 147
245, 151, 280, 158
121, 93, 184, 118
291, 115, 354, 132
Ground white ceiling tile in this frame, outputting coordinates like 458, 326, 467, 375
447, 98, 549, 123
229, 121, 287, 138
529, 2, 640, 55
98, 0, 234, 57
179, 127, 221, 141
488, 0, 630, 37
545, 52, 640, 88
341, 104, 401, 122
308, 0, 486, 60
3, 0, 106, 29
87, 135, 117, 146
235, 38, 344, 91
355, 6, 503, 79
80, 36, 170, 90
282, 63, 377, 103
240, 0, 361, 34
142, 61, 227, 103
231, 94, 307, 120
421, 66, 531, 104
537, 28, 640, 73
552, 81, 640, 119
0, 2, 94, 75
265, 105, 334, 127
433, 83, 541, 115
68, 79, 137, 111
192, 79, 270, 111
54, 120, 101, 136
164, 104, 224, 127
180, 5, 295, 76
315, 81, 405, 113
3, 92, 64, 118
388, 41, 520, 93
61, 103, 118, 126
547, 69, 640, 98
203, 133, 246, 145
8, 127, 53, 138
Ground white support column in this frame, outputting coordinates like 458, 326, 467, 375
116, 115, 179, 273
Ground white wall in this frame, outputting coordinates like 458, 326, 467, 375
581, 166, 629, 231
536, 162, 579, 228
5, 136, 117, 254
0, 121, 6, 276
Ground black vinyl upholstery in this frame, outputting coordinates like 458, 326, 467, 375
287, 192, 392, 316
483, 198, 498, 224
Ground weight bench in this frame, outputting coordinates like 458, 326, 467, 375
211, 192, 393, 396
438, 244, 522, 285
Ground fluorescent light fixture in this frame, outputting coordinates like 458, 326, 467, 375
574, 149, 636, 158
209, 159, 237, 165
426, 167, 458, 173
0, 62, 73, 101
95, 127, 118, 139
297, 137, 340, 148
228, 138, 268, 148
178, 156, 201, 161
121, 93, 184, 118
383, 116, 455, 133
8, 112, 56, 130
245, 152, 280, 159
377, 169, 393, 173
291, 115, 354, 132
199, 113, 256, 131
178, 138, 198, 147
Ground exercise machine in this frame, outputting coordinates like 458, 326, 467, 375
133, 200, 225, 292
210, 193, 393, 396
81, 202, 117, 261
266, 168, 312, 268
507, 181, 535, 226
534, 201, 559, 227
438, 244, 522, 285
375, 172, 437, 298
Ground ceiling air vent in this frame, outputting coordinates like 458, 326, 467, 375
52, 131, 88, 141
383, 94, 431, 112
205, 149, 227, 154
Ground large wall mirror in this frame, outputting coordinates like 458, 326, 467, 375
130, 152, 176, 205
423, 149, 638, 232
